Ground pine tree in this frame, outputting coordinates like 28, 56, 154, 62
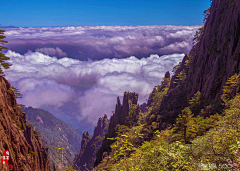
0, 29, 12, 75
171, 107, 195, 144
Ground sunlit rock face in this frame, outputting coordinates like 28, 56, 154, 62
0, 77, 51, 171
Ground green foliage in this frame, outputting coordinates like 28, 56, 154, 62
203, 7, 210, 23
126, 104, 138, 128
100, 94, 240, 170
190, 94, 240, 168
171, 107, 194, 144
28, 124, 34, 129
24, 107, 82, 170
63, 166, 77, 171
115, 124, 130, 135
105, 135, 197, 171
15, 122, 22, 129
193, 26, 204, 45
27, 151, 37, 157
221, 73, 240, 104
0, 29, 12, 76
107, 134, 138, 170
147, 76, 170, 116
189, 91, 204, 115
10, 86, 22, 99
175, 70, 187, 85
189, 91, 201, 107
172, 103, 220, 144
34, 129, 42, 138
17, 104, 26, 110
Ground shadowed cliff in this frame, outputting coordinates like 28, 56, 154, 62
154, 0, 240, 131
95, 92, 141, 166
72, 115, 109, 170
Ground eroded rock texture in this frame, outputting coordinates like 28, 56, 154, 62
156, 0, 240, 129
95, 92, 139, 166
72, 115, 109, 171
0, 77, 50, 171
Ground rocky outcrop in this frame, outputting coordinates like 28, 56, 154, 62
0, 77, 50, 171
147, 71, 172, 107
94, 92, 140, 166
79, 132, 91, 158
108, 92, 138, 136
72, 115, 109, 171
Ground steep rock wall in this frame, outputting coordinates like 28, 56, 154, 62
0, 77, 50, 171
72, 115, 109, 171
94, 92, 139, 166
188, 0, 240, 101
154, 0, 240, 130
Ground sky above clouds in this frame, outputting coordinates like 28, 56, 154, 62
1, 0, 210, 27
1, 25, 200, 129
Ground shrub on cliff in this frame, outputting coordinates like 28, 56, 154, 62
0, 29, 11, 75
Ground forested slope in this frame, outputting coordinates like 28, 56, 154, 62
23, 107, 82, 170
93, 0, 240, 170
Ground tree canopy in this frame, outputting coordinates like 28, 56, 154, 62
0, 29, 11, 75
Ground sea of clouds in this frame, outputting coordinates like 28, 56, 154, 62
5, 50, 184, 124
4, 25, 200, 60
3, 25, 200, 127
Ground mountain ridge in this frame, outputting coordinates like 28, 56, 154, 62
23, 107, 82, 170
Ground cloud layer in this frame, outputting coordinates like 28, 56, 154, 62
5, 50, 184, 124
4, 25, 200, 60
35, 47, 67, 57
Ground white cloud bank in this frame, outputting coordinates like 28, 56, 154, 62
35, 47, 67, 57
5, 50, 184, 124
4, 25, 200, 60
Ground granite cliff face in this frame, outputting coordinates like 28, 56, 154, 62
78, 132, 91, 159
153, 0, 240, 130
72, 115, 109, 170
95, 92, 140, 166
0, 77, 50, 171
187, 0, 240, 101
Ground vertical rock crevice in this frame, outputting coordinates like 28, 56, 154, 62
0, 76, 51, 171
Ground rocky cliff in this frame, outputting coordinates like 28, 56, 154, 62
94, 92, 140, 166
77, 132, 91, 160
153, 0, 240, 130
188, 0, 240, 101
0, 77, 50, 171
72, 115, 109, 170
